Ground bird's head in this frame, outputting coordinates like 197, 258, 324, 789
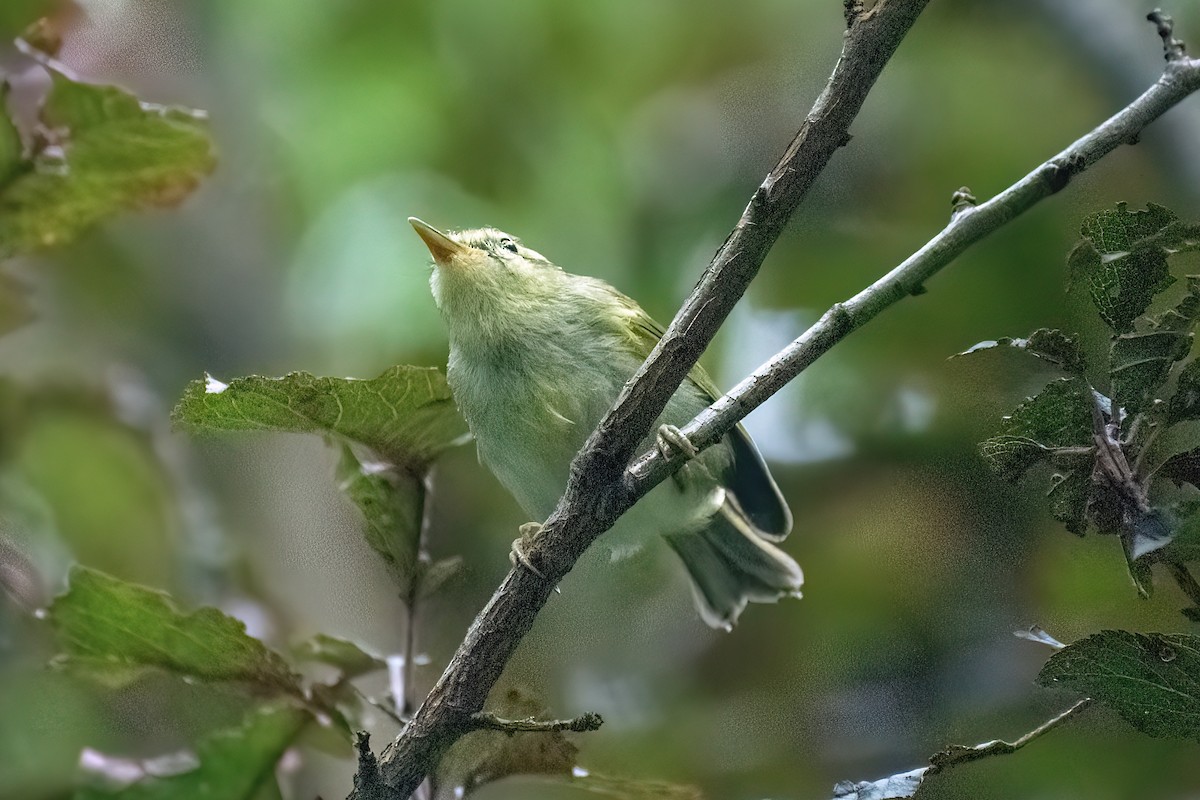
409, 217, 565, 329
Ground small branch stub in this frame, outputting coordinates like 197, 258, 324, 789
1148, 9, 1186, 61
950, 186, 977, 218
351, 732, 391, 800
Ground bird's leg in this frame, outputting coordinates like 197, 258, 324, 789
657, 424, 698, 460
510, 522, 547, 579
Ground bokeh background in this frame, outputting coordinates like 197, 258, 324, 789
3, 1, 1200, 798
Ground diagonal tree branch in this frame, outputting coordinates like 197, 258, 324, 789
360, 3, 932, 796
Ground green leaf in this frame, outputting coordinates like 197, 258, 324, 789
175, 366, 465, 596
41, 74, 144, 131
954, 328, 1085, 374
1110, 276, 1200, 412
336, 444, 424, 595
50, 566, 301, 694
1167, 358, 1200, 423
1067, 202, 1180, 332
981, 378, 1096, 534
979, 378, 1093, 483
172, 366, 467, 472
831, 769, 928, 800
1163, 502, 1200, 562
437, 688, 580, 796
1046, 469, 1091, 536
75, 704, 309, 800
999, 378, 1093, 448
292, 633, 384, 680
0, 72, 215, 256
1037, 630, 1200, 741
1157, 448, 1200, 490
978, 435, 1053, 481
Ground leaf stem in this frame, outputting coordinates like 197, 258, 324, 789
400, 472, 434, 720
404, 471, 437, 800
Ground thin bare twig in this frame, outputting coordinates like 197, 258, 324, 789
1021, 0, 1200, 203
927, 698, 1093, 773
1148, 9, 1187, 61
352, 685, 408, 727
837, 698, 1092, 796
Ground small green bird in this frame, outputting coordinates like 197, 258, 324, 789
410, 217, 802, 629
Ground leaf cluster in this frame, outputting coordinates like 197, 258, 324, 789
49, 565, 366, 798
7, 364, 475, 799
0, 41, 492, 799
173, 366, 469, 602
0, 62, 215, 334
961, 203, 1200, 609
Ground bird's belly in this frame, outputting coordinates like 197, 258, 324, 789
449, 360, 596, 519
476, 423, 577, 520
448, 348, 729, 532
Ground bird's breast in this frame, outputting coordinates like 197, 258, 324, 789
447, 339, 633, 518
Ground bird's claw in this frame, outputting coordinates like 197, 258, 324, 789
657, 424, 699, 460
511, 522, 548, 580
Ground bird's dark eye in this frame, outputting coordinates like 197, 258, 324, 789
498, 238, 518, 254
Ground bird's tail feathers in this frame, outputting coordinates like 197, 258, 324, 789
664, 499, 803, 631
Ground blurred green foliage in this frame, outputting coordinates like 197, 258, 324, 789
1, 2, 1200, 799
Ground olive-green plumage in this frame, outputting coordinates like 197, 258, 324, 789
411, 217, 802, 629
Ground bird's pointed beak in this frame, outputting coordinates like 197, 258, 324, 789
409, 217, 468, 265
